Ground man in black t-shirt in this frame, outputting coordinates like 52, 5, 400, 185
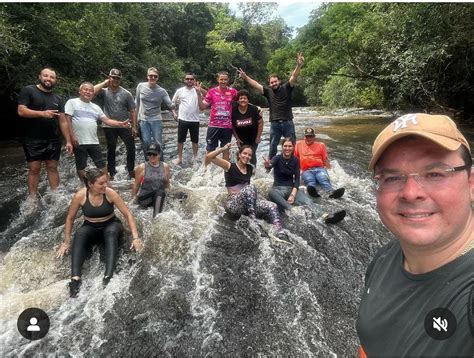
238, 52, 304, 159
357, 114, 474, 356
231, 90, 263, 166
17, 67, 72, 198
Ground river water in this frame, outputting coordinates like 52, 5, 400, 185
0, 109, 472, 356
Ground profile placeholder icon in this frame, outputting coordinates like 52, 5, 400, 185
17, 308, 50, 340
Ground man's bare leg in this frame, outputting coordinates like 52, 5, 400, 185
45, 159, 60, 191
173, 143, 184, 165
27, 161, 42, 198
77, 169, 86, 185
192, 142, 198, 164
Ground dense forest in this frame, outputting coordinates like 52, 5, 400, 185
1, 2, 473, 139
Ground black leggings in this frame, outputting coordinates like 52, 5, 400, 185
138, 190, 165, 218
71, 218, 123, 278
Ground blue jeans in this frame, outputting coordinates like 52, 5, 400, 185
268, 186, 313, 210
139, 120, 163, 158
269, 120, 296, 159
301, 168, 334, 192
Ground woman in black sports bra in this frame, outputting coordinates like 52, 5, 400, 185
56, 168, 143, 297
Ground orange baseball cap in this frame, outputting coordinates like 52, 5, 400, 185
369, 113, 470, 170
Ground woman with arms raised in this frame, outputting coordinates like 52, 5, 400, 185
206, 143, 286, 238
56, 167, 143, 297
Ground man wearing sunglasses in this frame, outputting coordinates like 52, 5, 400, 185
357, 114, 473, 356
94, 69, 137, 180
135, 67, 175, 160
171, 73, 202, 165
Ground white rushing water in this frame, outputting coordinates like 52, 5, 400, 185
0, 109, 396, 356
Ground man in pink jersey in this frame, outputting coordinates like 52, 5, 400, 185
196, 71, 237, 161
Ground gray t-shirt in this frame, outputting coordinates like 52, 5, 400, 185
357, 239, 473, 356
96, 86, 135, 127
135, 82, 173, 122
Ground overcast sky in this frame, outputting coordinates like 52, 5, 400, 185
274, 2, 322, 29
229, 1, 322, 34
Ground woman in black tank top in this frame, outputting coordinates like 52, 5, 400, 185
56, 168, 144, 298
205, 143, 285, 237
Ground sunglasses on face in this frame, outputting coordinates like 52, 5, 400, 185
148, 75, 158, 79
147, 152, 159, 156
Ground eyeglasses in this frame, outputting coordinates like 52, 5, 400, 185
147, 152, 159, 156
148, 75, 158, 79
373, 164, 470, 192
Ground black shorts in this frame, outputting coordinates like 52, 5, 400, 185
206, 127, 233, 152
177, 120, 200, 144
73, 144, 106, 170
22, 139, 61, 162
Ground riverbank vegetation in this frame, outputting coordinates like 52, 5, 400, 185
1, 2, 473, 118
291, 3, 474, 116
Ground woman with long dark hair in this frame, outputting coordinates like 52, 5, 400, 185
56, 167, 143, 297
205, 143, 285, 237
264, 137, 346, 224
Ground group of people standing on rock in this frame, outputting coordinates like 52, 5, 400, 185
18, 53, 346, 297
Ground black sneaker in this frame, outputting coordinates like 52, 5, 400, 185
103, 276, 111, 287
307, 185, 320, 198
329, 188, 345, 199
324, 210, 346, 224
69, 279, 82, 298
109, 175, 115, 181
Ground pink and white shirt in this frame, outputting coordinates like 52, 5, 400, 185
203, 86, 237, 129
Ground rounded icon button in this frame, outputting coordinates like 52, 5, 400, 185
17, 308, 50, 340
424, 307, 457, 340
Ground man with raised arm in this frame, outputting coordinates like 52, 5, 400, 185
17, 67, 72, 198
238, 52, 304, 159
195, 71, 237, 161
357, 113, 473, 357
65, 82, 130, 183
94, 69, 137, 180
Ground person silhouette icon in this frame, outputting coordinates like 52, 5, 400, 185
18, 308, 50, 340
27, 317, 40, 332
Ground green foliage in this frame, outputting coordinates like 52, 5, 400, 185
291, 2, 474, 114
321, 72, 359, 108
1, 2, 291, 104
206, 6, 249, 71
